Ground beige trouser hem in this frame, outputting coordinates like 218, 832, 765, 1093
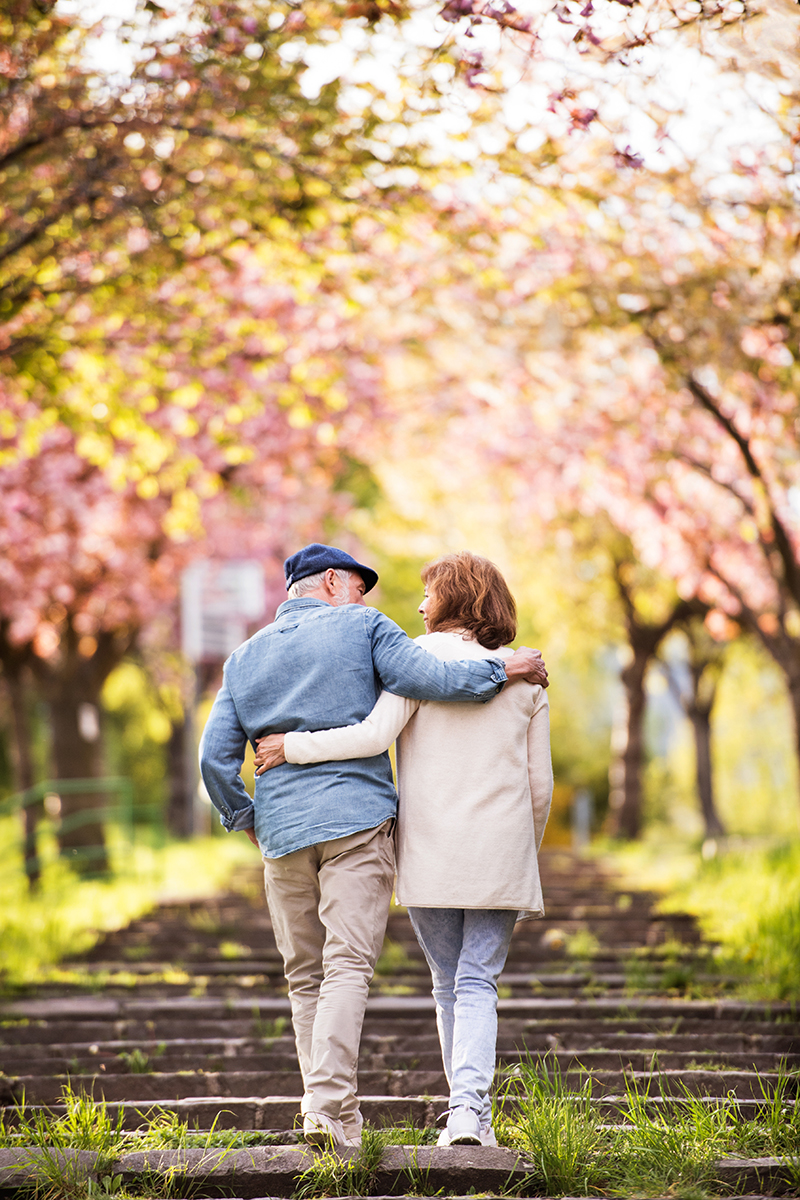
263, 819, 395, 1130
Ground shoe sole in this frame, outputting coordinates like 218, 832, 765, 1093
448, 1133, 482, 1145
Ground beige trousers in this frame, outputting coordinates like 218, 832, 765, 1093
263, 819, 395, 1131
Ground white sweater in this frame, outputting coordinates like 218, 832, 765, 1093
284, 630, 553, 919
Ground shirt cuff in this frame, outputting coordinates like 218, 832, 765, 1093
284, 732, 301, 764
221, 803, 255, 833
484, 660, 508, 697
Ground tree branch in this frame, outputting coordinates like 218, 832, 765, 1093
686, 374, 800, 609
672, 449, 756, 518
0, 111, 120, 172
0, 168, 116, 272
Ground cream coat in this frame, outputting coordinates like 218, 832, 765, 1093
284, 631, 553, 919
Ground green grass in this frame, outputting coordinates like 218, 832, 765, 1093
0, 1085, 127, 1198
293, 1125, 389, 1199
564, 929, 601, 960
2, 1076, 798, 1198
2, 1100, 440, 1200
116, 1045, 165, 1075
0, 823, 256, 987
623, 940, 714, 996
599, 835, 800, 1000
494, 1054, 800, 1197
293, 1124, 441, 1198
0, 1086, 269, 1199
251, 1010, 289, 1042
498, 1059, 605, 1195
0, 1086, 125, 1164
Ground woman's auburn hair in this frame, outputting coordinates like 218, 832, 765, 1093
421, 551, 517, 650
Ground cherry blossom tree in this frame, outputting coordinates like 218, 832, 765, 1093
551, 155, 800, 805
336, 153, 794, 836
2, 0, 397, 462
0, 0, 782, 866
1, 0, 757, 408
0, 239, 386, 872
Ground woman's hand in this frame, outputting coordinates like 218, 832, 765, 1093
254, 733, 287, 774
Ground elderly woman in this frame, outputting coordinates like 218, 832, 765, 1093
255, 551, 552, 1147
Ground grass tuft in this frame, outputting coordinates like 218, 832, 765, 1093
251, 1009, 289, 1042
293, 1125, 389, 1198
293, 1124, 443, 1198
493, 1054, 800, 1197
496, 1056, 605, 1196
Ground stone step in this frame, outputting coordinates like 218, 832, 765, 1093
1, 1094, 439, 1131
5, 994, 791, 1023
41, 958, 717, 984
6, 1023, 797, 1058
8, 1065, 796, 1108
29, 948, 721, 982
1, 846, 792, 1200
510, 923, 702, 949
1, 1145, 795, 1200
6, 1038, 795, 1076
10, 977, 736, 1003
3, 1069, 445, 1104
71, 904, 703, 964
4, 1091, 795, 1133
11, 976, 729, 1001
5, 1013, 796, 1050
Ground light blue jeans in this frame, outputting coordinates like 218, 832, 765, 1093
408, 907, 517, 1127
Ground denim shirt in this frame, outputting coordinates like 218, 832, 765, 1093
199, 598, 509, 858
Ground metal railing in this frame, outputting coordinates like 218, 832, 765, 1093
1, 776, 140, 877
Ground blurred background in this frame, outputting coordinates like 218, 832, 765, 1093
1, 0, 799, 995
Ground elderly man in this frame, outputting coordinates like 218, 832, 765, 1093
199, 543, 547, 1149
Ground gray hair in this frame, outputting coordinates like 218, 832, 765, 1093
288, 568, 353, 599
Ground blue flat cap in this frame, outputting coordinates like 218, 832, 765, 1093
284, 543, 379, 594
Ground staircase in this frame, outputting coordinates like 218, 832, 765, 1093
1, 849, 797, 1196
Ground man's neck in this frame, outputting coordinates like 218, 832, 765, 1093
299, 588, 332, 605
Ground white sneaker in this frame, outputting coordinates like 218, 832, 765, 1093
303, 1111, 346, 1147
341, 1111, 363, 1149
479, 1125, 498, 1147
341, 1125, 363, 1149
439, 1105, 482, 1146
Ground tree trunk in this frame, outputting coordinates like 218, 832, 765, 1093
688, 700, 725, 839
48, 674, 109, 875
0, 620, 43, 886
33, 628, 134, 876
785, 673, 800, 807
748, 621, 800, 822
608, 553, 697, 841
684, 625, 726, 840
166, 717, 193, 838
5, 667, 42, 885
609, 649, 649, 840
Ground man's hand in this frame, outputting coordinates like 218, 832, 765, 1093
244, 827, 260, 847
504, 647, 549, 688
254, 733, 287, 775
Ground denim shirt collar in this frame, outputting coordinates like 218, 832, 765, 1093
275, 597, 332, 618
